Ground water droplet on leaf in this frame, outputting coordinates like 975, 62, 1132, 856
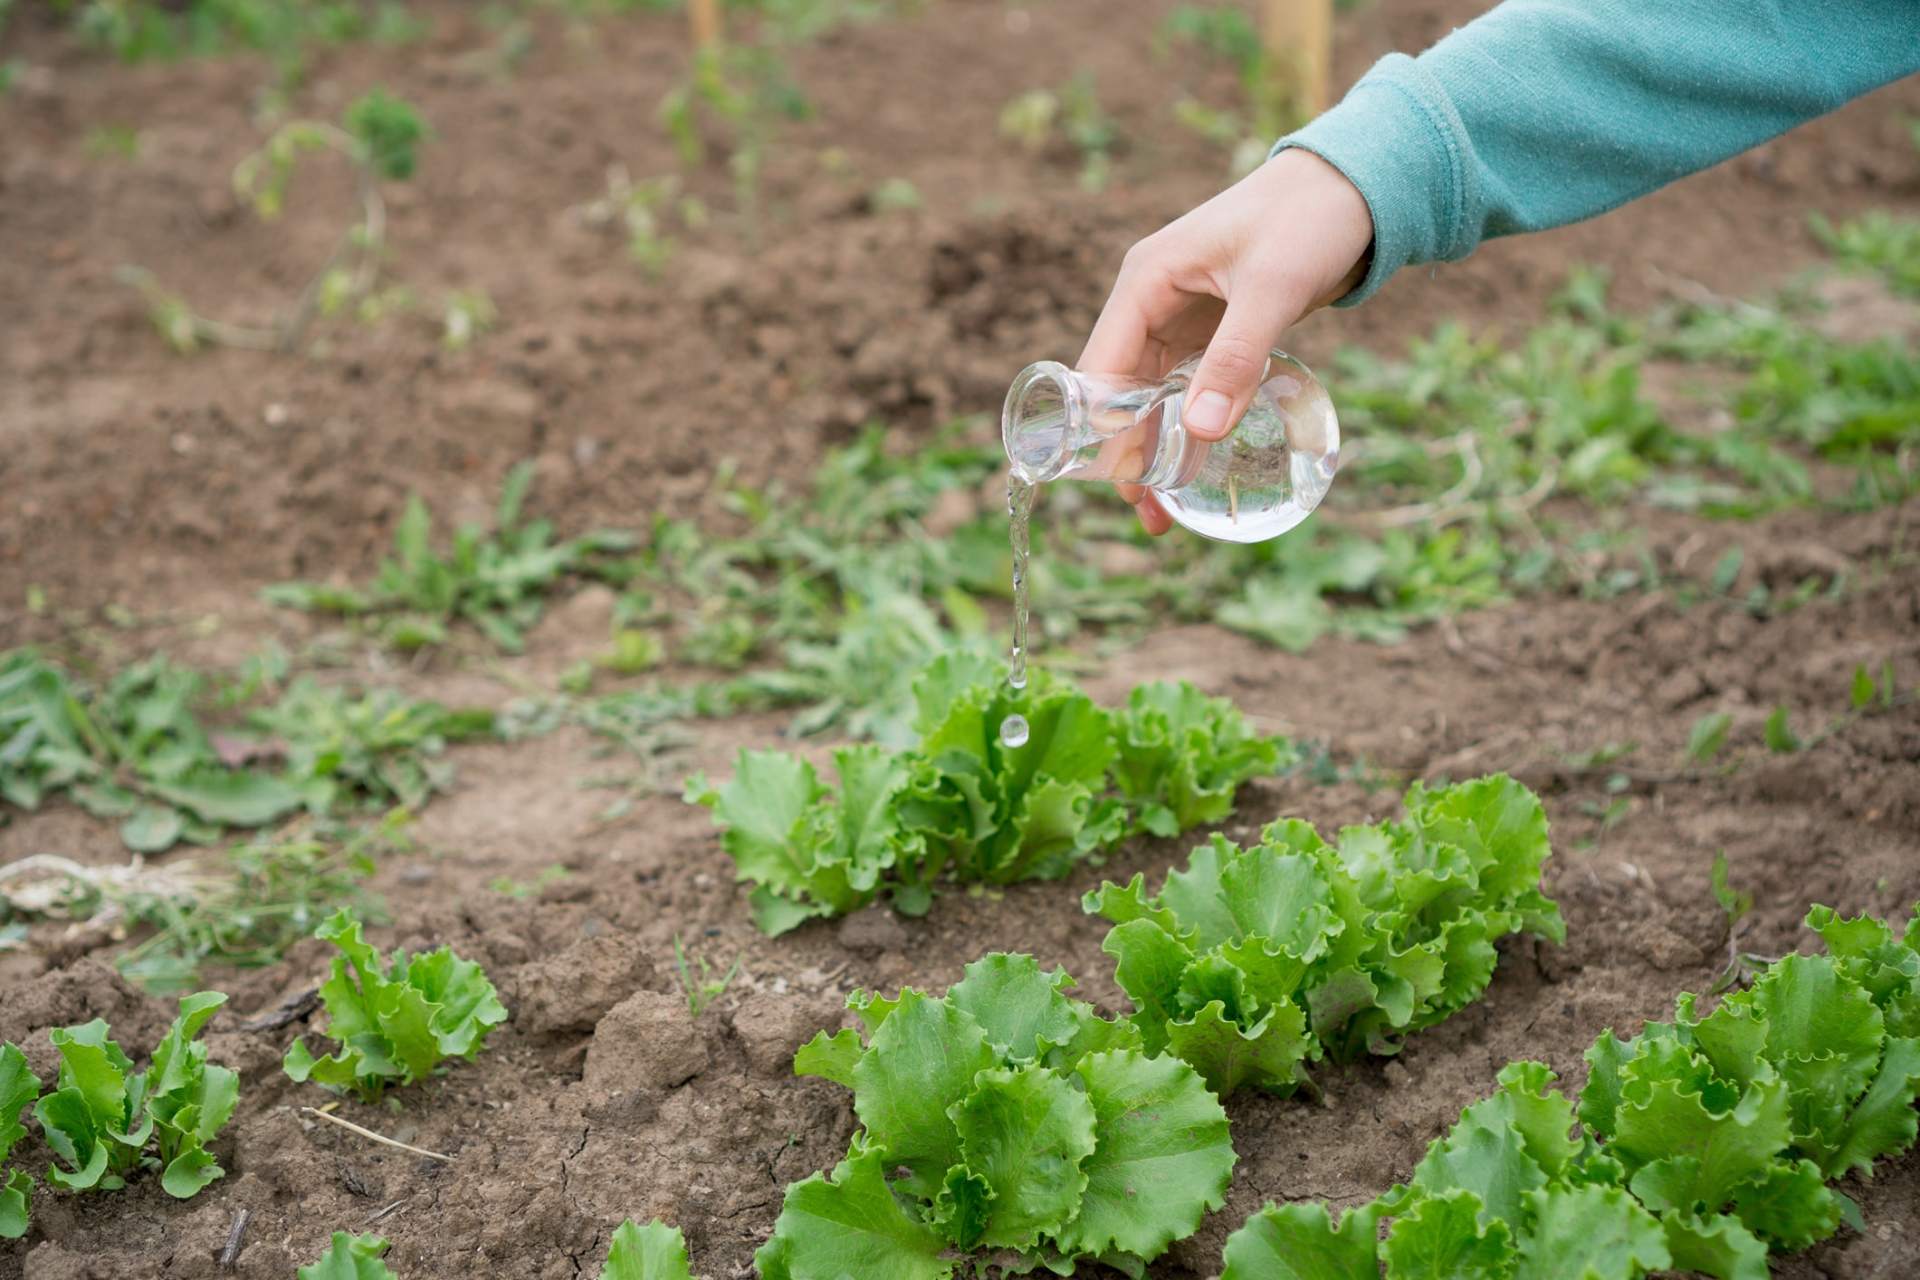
999, 714, 1029, 748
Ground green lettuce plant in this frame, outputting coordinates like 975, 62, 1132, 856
0, 1043, 41, 1238
758, 953, 1236, 1278
283, 909, 507, 1101
1219, 903, 1920, 1279
1111, 679, 1288, 835
1085, 773, 1564, 1097
299, 1232, 397, 1279
687, 655, 1289, 933
33, 992, 237, 1199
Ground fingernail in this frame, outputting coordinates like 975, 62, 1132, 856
1184, 389, 1232, 437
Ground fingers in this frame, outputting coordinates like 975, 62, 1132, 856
1080, 241, 1187, 380
1179, 286, 1304, 442
1133, 491, 1173, 537
1078, 279, 1152, 377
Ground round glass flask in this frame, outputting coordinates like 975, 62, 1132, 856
1001, 350, 1339, 543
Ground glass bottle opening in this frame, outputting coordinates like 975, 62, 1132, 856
1002, 361, 1081, 483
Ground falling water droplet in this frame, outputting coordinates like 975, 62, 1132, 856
999, 714, 1030, 748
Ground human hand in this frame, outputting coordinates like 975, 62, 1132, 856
1078, 148, 1373, 534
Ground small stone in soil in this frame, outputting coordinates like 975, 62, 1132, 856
836, 905, 908, 956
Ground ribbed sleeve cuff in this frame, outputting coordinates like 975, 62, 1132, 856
1271, 53, 1475, 307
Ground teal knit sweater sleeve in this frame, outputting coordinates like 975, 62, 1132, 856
1274, 0, 1920, 304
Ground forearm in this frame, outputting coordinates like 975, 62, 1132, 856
1275, 0, 1920, 304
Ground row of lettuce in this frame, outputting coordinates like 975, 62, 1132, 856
680, 665, 1920, 1280
5, 666, 1917, 1278
296, 898, 1916, 1279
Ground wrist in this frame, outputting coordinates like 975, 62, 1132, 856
1263, 147, 1376, 308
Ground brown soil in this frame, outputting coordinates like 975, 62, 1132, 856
2, 1, 1918, 1278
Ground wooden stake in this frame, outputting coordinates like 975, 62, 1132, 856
688, 0, 722, 51
1262, 0, 1333, 120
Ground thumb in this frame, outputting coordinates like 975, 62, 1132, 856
1180, 294, 1297, 442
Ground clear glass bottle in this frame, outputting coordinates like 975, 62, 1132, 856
1001, 349, 1339, 543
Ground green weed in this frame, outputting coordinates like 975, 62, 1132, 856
120, 89, 430, 354
658, 45, 809, 229
673, 934, 741, 1016
490, 865, 570, 899
0, 649, 490, 851
115, 817, 401, 992
265, 462, 638, 653
999, 73, 1119, 191
1811, 211, 1920, 296
60, 0, 428, 90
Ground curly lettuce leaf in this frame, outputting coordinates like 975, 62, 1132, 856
298, 1232, 397, 1280
793, 1029, 862, 1090
144, 991, 238, 1199
36, 1018, 148, 1191
1606, 1047, 1792, 1213
1729, 1158, 1842, 1250
685, 746, 912, 934
1054, 1049, 1235, 1262
0, 1044, 38, 1167
754, 1149, 953, 1280
0, 1043, 41, 1239
951, 1064, 1097, 1249
849, 990, 997, 1199
0, 1168, 29, 1241
1164, 1000, 1312, 1099
1512, 1184, 1669, 1280
691, 660, 1292, 933
1223, 906, 1920, 1280
1822, 1035, 1920, 1181
27, 996, 235, 1203
1805, 902, 1919, 1037
1381, 1188, 1516, 1278
946, 953, 1082, 1063
1220, 1201, 1383, 1279
1659, 1211, 1769, 1280
604, 1219, 700, 1280
778, 954, 1235, 1276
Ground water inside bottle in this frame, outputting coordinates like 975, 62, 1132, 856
1155, 366, 1338, 543
999, 475, 1036, 749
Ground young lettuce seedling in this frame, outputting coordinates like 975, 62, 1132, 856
299, 1232, 398, 1279
0, 1044, 42, 1238
688, 654, 1289, 932
34, 992, 238, 1199
283, 909, 507, 1102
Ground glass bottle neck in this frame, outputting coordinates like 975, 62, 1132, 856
1002, 360, 1204, 491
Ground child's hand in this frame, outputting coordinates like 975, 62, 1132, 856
1079, 148, 1373, 534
